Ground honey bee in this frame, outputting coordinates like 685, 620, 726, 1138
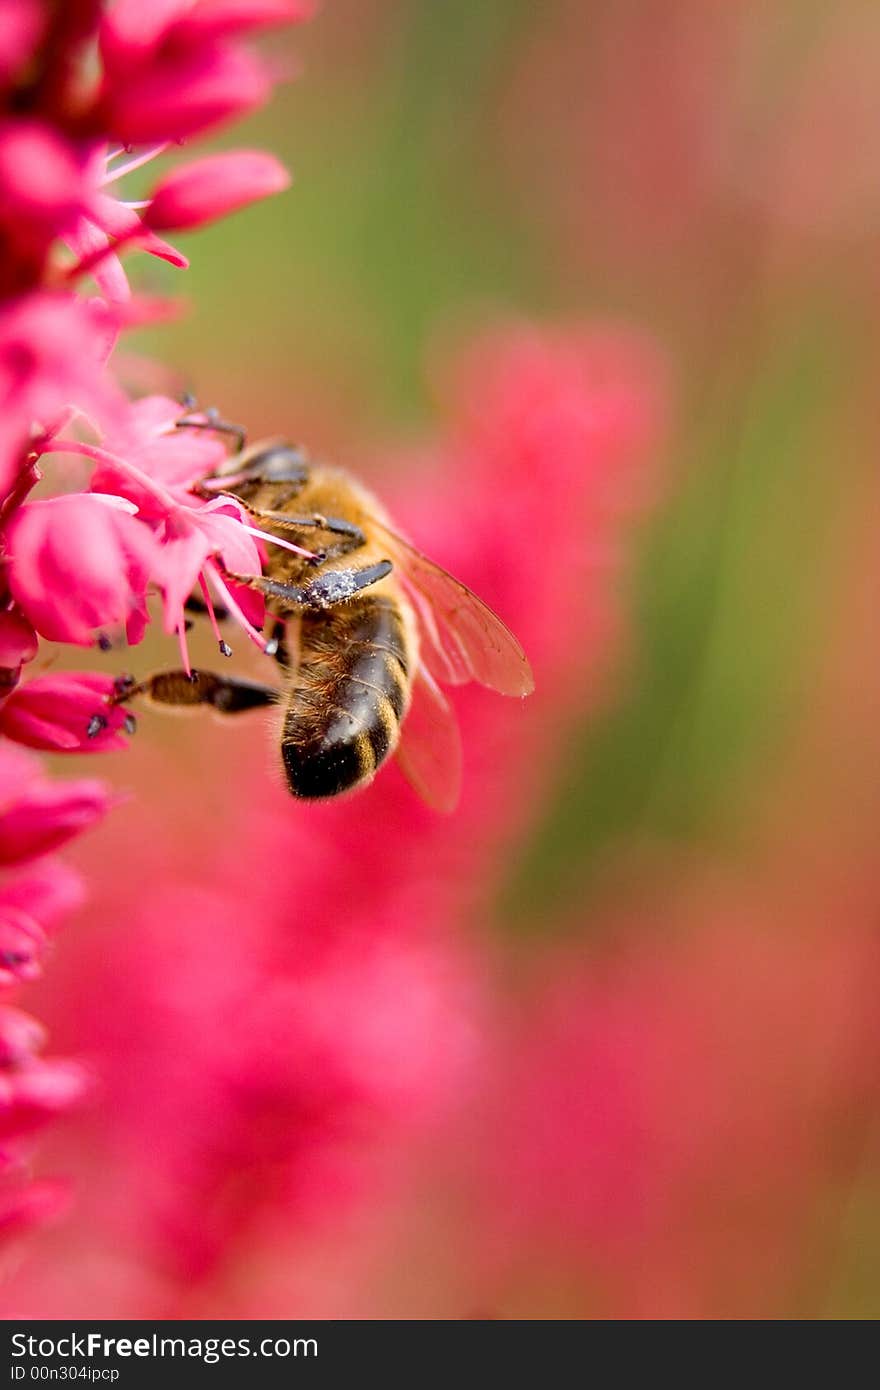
116, 442, 533, 810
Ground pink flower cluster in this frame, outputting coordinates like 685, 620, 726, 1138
0, 741, 106, 1238
0, 0, 308, 1244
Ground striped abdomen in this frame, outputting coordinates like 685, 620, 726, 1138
281, 594, 411, 799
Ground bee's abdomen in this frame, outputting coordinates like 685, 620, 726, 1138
281, 595, 410, 799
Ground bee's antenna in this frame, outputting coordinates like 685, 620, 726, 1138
175, 400, 247, 454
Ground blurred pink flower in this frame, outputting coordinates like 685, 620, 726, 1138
468, 878, 880, 1318
0, 860, 83, 932
0, 0, 45, 87
0, 912, 45, 989
0, 1007, 87, 1142
0, 1174, 70, 1240
0, 745, 110, 862
96, 0, 310, 144
0, 859, 83, 989
0, 743, 107, 1248
0, 119, 89, 268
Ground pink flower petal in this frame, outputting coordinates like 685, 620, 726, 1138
0, 1006, 44, 1064
0, 906, 46, 987
0, 609, 38, 670
175, 0, 316, 43
101, 43, 272, 145
7, 494, 157, 646
0, 1058, 90, 1138
0, 765, 110, 865
146, 150, 290, 231
0, 1178, 70, 1237
0, 120, 89, 229
0, 673, 130, 753
0, 0, 45, 85
0, 293, 125, 502
101, 0, 310, 68
0, 861, 84, 934
99, 0, 195, 71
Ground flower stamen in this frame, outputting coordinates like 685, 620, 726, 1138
240, 523, 319, 562
198, 574, 232, 657
102, 143, 173, 186
206, 563, 269, 654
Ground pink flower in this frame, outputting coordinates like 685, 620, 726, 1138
0, 1175, 69, 1240
152, 496, 266, 645
0, 860, 84, 933
99, 0, 308, 66
6, 494, 157, 646
0, 672, 131, 752
0, 735, 103, 1250
0, 6, 304, 307
0, 609, 38, 697
69, 189, 190, 303
0, 859, 83, 986
168, 0, 316, 43
470, 892, 880, 1319
0, 1007, 87, 1140
46, 401, 272, 656
0, 744, 110, 863
0, 121, 90, 276
0, 743, 96, 1244
0, 1009, 44, 1067
0, 906, 45, 988
97, 0, 310, 144
0, 0, 309, 1267
145, 151, 290, 231
0, 293, 124, 503
102, 46, 272, 147
0, 1, 45, 88
86, 395, 229, 515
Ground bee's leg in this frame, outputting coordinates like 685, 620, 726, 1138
247, 510, 365, 544
264, 513, 367, 565
303, 560, 393, 607
111, 670, 277, 714
222, 498, 367, 562
227, 559, 393, 611
175, 405, 247, 454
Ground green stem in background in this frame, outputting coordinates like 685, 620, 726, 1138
501, 302, 865, 934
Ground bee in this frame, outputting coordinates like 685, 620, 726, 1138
115, 441, 533, 810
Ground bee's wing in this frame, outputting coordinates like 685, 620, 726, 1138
395, 665, 462, 813
372, 519, 534, 697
